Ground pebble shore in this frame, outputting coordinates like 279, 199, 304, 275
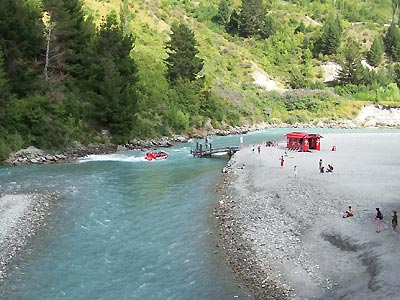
215, 163, 294, 300
215, 133, 400, 300
0, 192, 60, 280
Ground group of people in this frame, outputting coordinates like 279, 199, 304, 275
251, 144, 262, 155
319, 159, 333, 173
375, 208, 398, 233
266, 140, 278, 147
343, 206, 398, 233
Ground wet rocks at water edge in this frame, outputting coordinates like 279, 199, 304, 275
3, 146, 68, 166
1, 135, 189, 167
0, 192, 60, 280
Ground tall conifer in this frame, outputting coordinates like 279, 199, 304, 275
165, 22, 204, 83
384, 23, 400, 61
367, 36, 384, 67
226, 10, 240, 35
82, 11, 138, 143
0, 0, 44, 95
238, 0, 265, 38
214, 0, 231, 26
337, 39, 368, 85
42, 0, 95, 79
319, 15, 342, 55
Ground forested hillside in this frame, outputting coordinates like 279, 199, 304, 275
1, 0, 400, 160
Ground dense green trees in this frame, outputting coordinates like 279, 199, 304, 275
225, 10, 240, 35
0, 48, 11, 147
217, 0, 275, 39
42, 0, 95, 80
0, 0, 140, 155
1, 0, 400, 161
165, 22, 204, 82
0, 48, 10, 103
214, 0, 230, 26
0, 0, 44, 96
82, 12, 138, 143
164, 22, 209, 130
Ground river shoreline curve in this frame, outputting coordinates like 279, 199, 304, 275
2, 103, 400, 167
215, 132, 400, 300
0, 192, 60, 280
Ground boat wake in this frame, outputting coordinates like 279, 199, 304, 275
79, 153, 145, 163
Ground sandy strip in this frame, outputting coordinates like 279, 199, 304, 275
0, 192, 59, 280
216, 132, 400, 300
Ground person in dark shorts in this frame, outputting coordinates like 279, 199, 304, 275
375, 208, 383, 233
392, 211, 398, 232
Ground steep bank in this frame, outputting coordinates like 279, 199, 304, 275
215, 132, 400, 300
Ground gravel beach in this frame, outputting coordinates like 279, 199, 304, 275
215, 132, 400, 300
0, 192, 59, 280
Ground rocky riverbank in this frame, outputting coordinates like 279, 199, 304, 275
0, 192, 60, 280
215, 169, 292, 300
2, 104, 400, 167
1, 136, 187, 166
215, 133, 400, 300
0, 120, 361, 167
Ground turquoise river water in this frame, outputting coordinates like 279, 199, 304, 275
0, 128, 395, 300
0, 130, 290, 300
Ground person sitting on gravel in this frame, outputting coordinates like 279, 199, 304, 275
343, 206, 354, 218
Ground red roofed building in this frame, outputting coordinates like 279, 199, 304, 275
284, 132, 323, 152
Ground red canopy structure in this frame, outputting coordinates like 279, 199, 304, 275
284, 132, 323, 152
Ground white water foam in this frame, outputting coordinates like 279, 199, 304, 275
79, 153, 145, 163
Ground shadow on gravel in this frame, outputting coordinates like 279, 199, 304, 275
321, 232, 381, 292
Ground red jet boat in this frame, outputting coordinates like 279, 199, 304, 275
144, 151, 169, 161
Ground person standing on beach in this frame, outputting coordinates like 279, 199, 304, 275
257, 145, 261, 155
392, 211, 398, 232
294, 165, 297, 177
319, 159, 323, 173
280, 156, 284, 167
375, 207, 383, 233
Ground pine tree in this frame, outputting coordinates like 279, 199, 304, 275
165, 22, 204, 83
42, 0, 95, 79
319, 15, 342, 56
398, 0, 400, 25
214, 0, 231, 26
0, 48, 11, 131
238, 0, 266, 38
0, 0, 44, 96
384, 23, 400, 61
120, 0, 134, 35
0, 48, 10, 102
259, 15, 276, 39
337, 39, 368, 85
225, 10, 240, 35
83, 11, 138, 143
367, 36, 384, 67
392, 0, 397, 24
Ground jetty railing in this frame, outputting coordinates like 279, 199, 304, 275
190, 142, 240, 158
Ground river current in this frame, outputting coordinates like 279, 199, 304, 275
0, 130, 289, 300
1, 128, 394, 300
